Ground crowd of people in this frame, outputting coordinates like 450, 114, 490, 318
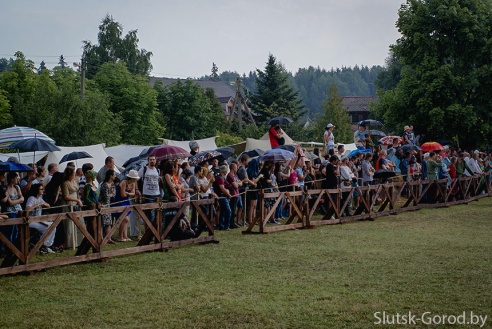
0, 123, 491, 257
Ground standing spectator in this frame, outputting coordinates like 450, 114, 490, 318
354, 124, 367, 149
336, 144, 345, 160
246, 158, 263, 226
324, 123, 335, 154
137, 155, 160, 223
189, 141, 200, 156
226, 163, 242, 229
114, 170, 139, 242
258, 161, 276, 224
97, 156, 115, 185
339, 156, 356, 217
61, 167, 84, 248
268, 124, 283, 149
214, 165, 232, 230
4, 172, 24, 244
160, 161, 181, 202
236, 154, 253, 226
99, 169, 116, 244
32, 166, 47, 186
43, 163, 59, 187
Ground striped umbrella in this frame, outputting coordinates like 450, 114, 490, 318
0, 126, 55, 149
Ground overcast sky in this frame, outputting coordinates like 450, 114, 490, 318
1, 0, 405, 78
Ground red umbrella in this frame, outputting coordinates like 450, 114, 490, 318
148, 145, 191, 161
379, 136, 403, 146
420, 142, 444, 152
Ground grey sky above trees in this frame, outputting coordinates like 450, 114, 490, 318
1, 0, 404, 78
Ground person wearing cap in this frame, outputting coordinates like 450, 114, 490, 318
113, 169, 140, 242
324, 123, 335, 154
189, 141, 200, 156
213, 164, 232, 230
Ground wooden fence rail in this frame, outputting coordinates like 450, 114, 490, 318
243, 173, 491, 233
0, 173, 490, 275
0, 198, 217, 276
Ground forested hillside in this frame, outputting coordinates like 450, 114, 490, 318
203, 64, 383, 118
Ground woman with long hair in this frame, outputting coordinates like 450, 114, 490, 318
100, 169, 116, 244
3, 172, 24, 246
160, 161, 181, 202
25, 183, 57, 253
61, 167, 84, 248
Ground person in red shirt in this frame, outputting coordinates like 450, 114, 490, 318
268, 124, 283, 148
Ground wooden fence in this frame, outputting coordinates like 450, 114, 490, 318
243, 173, 491, 233
0, 198, 217, 276
0, 173, 490, 275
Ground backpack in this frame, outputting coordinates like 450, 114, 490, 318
137, 166, 161, 194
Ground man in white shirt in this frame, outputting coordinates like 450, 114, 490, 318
466, 151, 482, 176
137, 155, 160, 223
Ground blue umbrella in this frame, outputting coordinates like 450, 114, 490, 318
278, 144, 296, 152
123, 156, 141, 168
10, 137, 61, 163
238, 148, 265, 159
59, 151, 93, 164
0, 161, 34, 172
348, 148, 372, 158
259, 148, 296, 162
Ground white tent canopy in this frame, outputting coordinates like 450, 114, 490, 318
163, 136, 217, 152
44, 143, 114, 172
105, 144, 151, 168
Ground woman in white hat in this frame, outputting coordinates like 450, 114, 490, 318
324, 123, 335, 155
114, 169, 140, 242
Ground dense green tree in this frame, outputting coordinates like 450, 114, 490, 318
0, 87, 12, 127
94, 62, 163, 144
0, 58, 14, 73
0, 52, 38, 126
314, 85, 353, 144
83, 14, 153, 78
374, 0, 492, 149
37, 61, 47, 75
157, 79, 226, 140
250, 54, 305, 123
40, 68, 121, 146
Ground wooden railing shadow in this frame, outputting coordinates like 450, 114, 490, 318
0, 198, 217, 276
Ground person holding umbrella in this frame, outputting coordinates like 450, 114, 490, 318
324, 123, 335, 154
268, 124, 284, 149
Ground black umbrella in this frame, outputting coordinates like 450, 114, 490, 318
0, 161, 34, 172
123, 156, 141, 168
213, 146, 235, 159
238, 148, 265, 159
59, 151, 93, 164
266, 116, 293, 126
9, 138, 61, 163
359, 119, 383, 127
278, 144, 296, 152
368, 130, 386, 137
400, 144, 421, 152
118, 159, 147, 180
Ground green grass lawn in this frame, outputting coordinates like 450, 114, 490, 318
1, 198, 491, 329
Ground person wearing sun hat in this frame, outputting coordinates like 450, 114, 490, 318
324, 123, 335, 155
113, 169, 140, 242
